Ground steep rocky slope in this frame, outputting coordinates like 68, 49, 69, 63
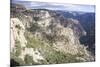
10, 5, 94, 66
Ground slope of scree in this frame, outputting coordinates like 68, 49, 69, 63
10, 4, 95, 66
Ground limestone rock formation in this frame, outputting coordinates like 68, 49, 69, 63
10, 4, 94, 66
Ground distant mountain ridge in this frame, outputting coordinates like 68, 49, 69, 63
11, 1, 95, 12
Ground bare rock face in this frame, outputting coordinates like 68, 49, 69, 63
10, 8, 94, 66
11, 18, 27, 52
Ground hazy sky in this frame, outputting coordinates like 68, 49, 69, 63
12, 0, 95, 12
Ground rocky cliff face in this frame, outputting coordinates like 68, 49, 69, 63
10, 6, 94, 66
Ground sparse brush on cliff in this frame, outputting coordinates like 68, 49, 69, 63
10, 3, 95, 66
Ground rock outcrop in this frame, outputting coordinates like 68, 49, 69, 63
10, 4, 94, 66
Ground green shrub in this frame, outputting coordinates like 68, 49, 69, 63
33, 17, 39, 21
28, 23, 40, 32
26, 37, 44, 48
24, 32, 45, 49
14, 58, 25, 65
24, 54, 33, 65
15, 40, 20, 44
15, 40, 21, 56
11, 53, 25, 66
15, 24, 21, 29
45, 51, 83, 64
